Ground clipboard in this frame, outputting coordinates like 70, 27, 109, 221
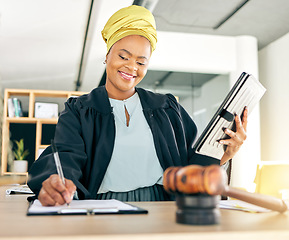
193, 72, 266, 160
27, 199, 148, 216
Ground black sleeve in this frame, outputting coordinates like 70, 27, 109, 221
27, 98, 89, 197
167, 94, 220, 166
180, 107, 220, 166
189, 152, 220, 166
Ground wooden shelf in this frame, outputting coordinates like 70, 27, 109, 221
39, 145, 49, 148
6, 117, 58, 124
1, 89, 87, 176
3, 172, 29, 176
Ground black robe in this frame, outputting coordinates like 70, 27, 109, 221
28, 86, 219, 199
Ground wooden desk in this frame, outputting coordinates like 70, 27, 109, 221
1, 186, 289, 240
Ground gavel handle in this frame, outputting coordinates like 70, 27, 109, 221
223, 187, 288, 213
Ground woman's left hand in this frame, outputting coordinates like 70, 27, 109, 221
219, 107, 248, 165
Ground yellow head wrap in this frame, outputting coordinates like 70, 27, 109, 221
101, 5, 157, 54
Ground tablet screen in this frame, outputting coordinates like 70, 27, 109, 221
193, 72, 266, 160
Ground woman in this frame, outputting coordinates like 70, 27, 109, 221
27, 5, 247, 206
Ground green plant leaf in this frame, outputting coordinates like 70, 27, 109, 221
13, 138, 29, 160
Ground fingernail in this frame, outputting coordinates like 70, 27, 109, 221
63, 193, 70, 203
71, 192, 75, 200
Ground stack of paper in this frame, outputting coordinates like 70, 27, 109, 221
6, 185, 33, 194
219, 199, 271, 213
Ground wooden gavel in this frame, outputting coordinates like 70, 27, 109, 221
163, 165, 288, 213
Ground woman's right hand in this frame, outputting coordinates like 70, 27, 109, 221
38, 174, 76, 206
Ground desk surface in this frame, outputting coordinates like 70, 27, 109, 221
1, 186, 289, 240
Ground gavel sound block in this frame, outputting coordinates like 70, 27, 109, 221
163, 165, 288, 225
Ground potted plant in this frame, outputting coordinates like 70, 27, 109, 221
13, 139, 29, 173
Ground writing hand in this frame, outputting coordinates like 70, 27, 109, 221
219, 107, 248, 165
38, 174, 76, 206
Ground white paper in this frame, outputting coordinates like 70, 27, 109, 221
6, 185, 33, 195
219, 199, 270, 213
28, 199, 138, 214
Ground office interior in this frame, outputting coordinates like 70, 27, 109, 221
1, 0, 289, 200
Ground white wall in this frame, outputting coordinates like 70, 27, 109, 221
229, 36, 261, 192
259, 32, 289, 161
150, 31, 260, 191
181, 74, 230, 135
150, 31, 236, 73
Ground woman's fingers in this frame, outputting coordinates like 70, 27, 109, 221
38, 187, 57, 206
65, 179, 77, 202
241, 107, 248, 132
38, 174, 74, 206
219, 107, 248, 164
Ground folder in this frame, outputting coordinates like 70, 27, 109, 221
193, 72, 266, 160
27, 199, 148, 216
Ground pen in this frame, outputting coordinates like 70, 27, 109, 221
51, 140, 69, 206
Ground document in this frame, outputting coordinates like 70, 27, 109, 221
219, 199, 270, 213
193, 72, 266, 160
27, 199, 148, 216
6, 185, 33, 195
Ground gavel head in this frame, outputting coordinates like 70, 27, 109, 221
163, 164, 228, 196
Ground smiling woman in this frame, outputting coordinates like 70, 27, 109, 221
27, 5, 248, 206
105, 35, 151, 100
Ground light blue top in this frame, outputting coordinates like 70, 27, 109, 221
98, 92, 163, 193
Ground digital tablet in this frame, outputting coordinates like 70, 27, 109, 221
193, 72, 266, 160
